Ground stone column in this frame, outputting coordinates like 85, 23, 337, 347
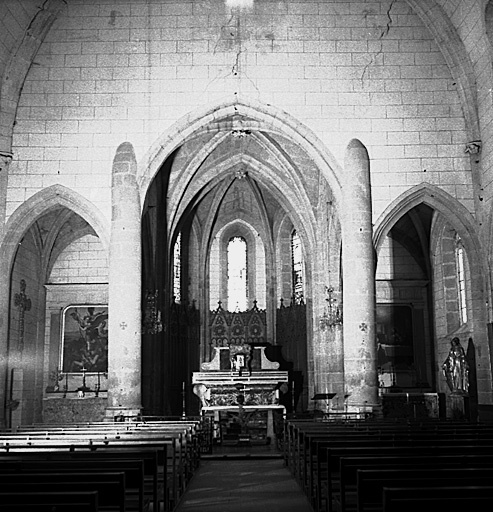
0, 151, 13, 240
0, 151, 13, 427
342, 139, 378, 413
105, 142, 142, 421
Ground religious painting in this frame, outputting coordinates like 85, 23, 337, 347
376, 304, 415, 386
60, 305, 108, 373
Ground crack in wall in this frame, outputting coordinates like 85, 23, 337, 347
205, 11, 260, 100
361, 0, 397, 85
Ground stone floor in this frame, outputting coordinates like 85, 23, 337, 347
175, 446, 314, 512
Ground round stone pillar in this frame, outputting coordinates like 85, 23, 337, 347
342, 139, 378, 413
106, 142, 142, 420
0, 151, 13, 428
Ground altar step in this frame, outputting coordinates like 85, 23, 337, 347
202, 442, 283, 460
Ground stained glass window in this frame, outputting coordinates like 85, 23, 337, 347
291, 230, 304, 303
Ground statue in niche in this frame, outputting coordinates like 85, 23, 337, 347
442, 337, 469, 394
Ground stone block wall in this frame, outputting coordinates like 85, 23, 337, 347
49, 233, 108, 284
8, 229, 43, 426
6, 0, 473, 226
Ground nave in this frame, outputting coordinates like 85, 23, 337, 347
175, 457, 313, 512
3, 413, 493, 511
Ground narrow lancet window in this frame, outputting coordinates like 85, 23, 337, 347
228, 236, 248, 311
291, 230, 304, 303
455, 234, 467, 324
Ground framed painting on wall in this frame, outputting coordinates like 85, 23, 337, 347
60, 305, 108, 373
376, 304, 414, 368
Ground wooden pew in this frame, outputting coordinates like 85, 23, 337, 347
0, 428, 196, 511
0, 458, 147, 512
316, 443, 493, 512
0, 444, 162, 511
283, 417, 493, 512
0, 491, 99, 512
0, 417, 205, 511
337, 453, 493, 512
294, 424, 493, 503
382, 486, 493, 512
286, 420, 493, 490
0, 473, 125, 512
357, 467, 493, 512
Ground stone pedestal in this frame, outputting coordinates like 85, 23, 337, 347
43, 395, 108, 423
446, 393, 470, 420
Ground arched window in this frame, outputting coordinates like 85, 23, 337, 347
173, 232, 181, 303
228, 236, 248, 311
455, 234, 467, 324
291, 230, 304, 303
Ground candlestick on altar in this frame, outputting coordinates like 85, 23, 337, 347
81, 365, 87, 389
182, 381, 186, 418
64, 372, 68, 398
95, 371, 101, 397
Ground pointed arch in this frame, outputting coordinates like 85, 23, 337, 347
374, 183, 481, 258
0, 184, 109, 274
0, 0, 66, 154
374, 183, 486, 327
138, 96, 343, 208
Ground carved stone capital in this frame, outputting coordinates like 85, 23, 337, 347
0, 151, 13, 172
465, 140, 481, 155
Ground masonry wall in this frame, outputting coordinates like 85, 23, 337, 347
7, 0, 473, 227
8, 230, 43, 426
43, 234, 109, 403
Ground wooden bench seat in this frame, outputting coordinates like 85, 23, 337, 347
284, 418, 493, 512
0, 433, 195, 511
0, 491, 99, 512
0, 457, 147, 512
357, 467, 493, 512
317, 443, 493, 512
311, 437, 493, 510
0, 477, 124, 512
0, 418, 206, 511
337, 453, 493, 512
0, 446, 161, 511
382, 485, 493, 512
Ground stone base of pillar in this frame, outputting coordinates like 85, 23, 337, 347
104, 406, 142, 422
446, 393, 469, 420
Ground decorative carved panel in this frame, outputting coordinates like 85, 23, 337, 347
210, 302, 266, 351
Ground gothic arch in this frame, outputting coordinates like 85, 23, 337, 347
374, 182, 486, 325
374, 183, 481, 257
0, 0, 65, 154
138, 96, 344, 208
0, 184, 109, 275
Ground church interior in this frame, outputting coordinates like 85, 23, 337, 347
2, 0, 493, 509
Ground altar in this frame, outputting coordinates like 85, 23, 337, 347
202, 404, 285, 446
192, 345, 288, 446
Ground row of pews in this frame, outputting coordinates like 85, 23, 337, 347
282, 416, 493, 512
0, 416, 210, 511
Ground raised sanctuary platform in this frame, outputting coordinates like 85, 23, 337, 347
193, 345, 288, 446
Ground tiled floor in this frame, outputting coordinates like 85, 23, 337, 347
175, 458, 314, 512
